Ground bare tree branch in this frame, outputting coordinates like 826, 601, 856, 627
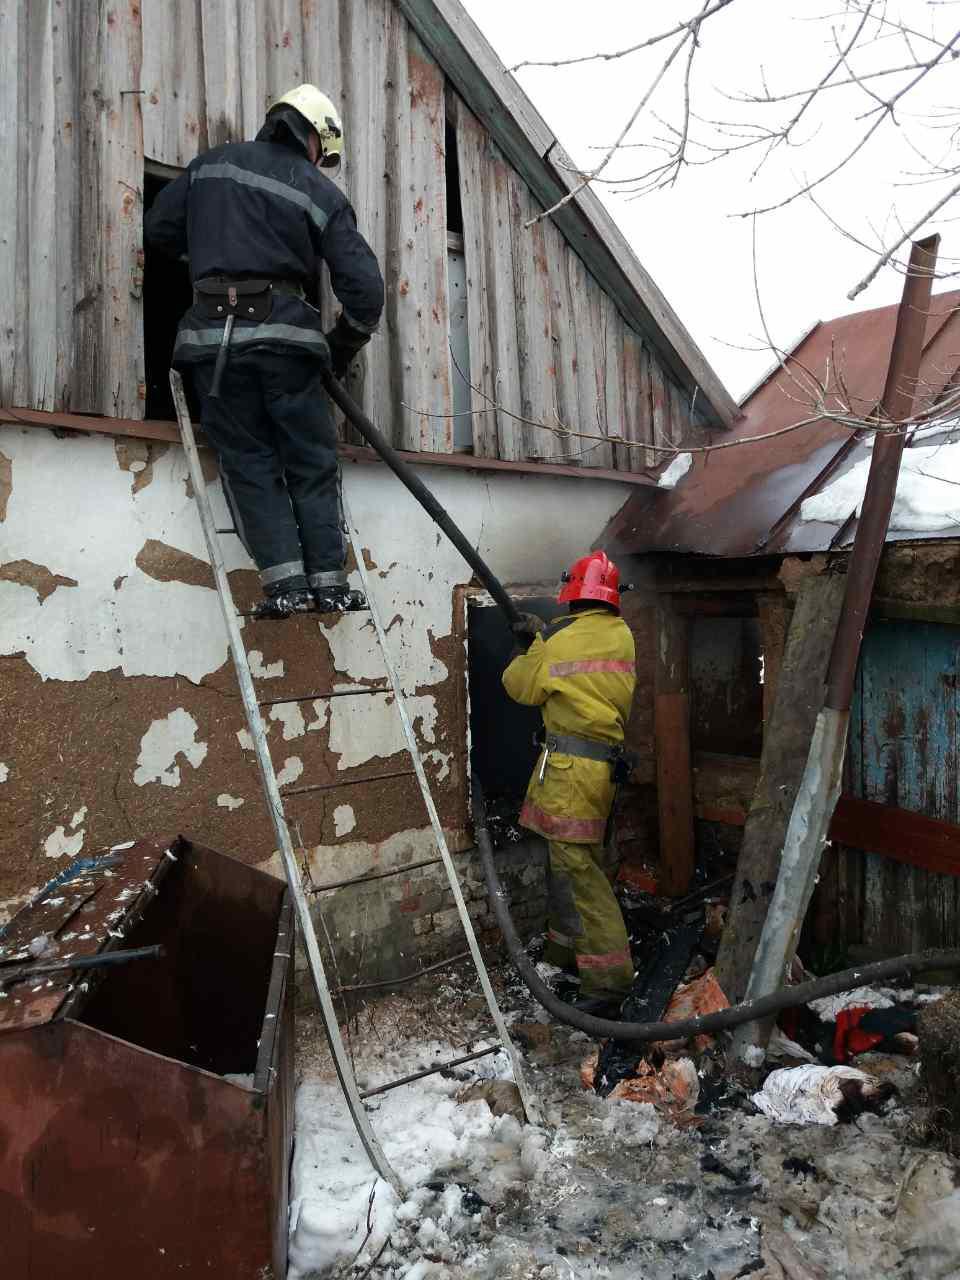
508, 0, 738, 72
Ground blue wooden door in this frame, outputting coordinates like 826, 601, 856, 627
848, 619, 960, 950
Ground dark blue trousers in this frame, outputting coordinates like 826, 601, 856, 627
192, 350, 343, 588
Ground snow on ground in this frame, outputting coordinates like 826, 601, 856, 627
286, 962, 960, 1278
288, 1038, 545, 1278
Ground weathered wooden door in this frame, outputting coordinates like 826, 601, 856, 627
847, 619, 960, 951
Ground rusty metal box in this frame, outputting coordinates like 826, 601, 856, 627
0, 835, 294, 1279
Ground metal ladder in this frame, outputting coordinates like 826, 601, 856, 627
170, 372, 540, 1194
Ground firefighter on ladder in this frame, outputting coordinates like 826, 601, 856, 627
503, 552, 636, 1019
145, 85, 384, 620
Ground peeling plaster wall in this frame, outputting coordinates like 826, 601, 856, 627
0, 425, 632, 968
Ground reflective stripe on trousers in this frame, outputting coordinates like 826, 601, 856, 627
545, 839, 633, 999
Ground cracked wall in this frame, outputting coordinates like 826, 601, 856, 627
0, 424, 632, 966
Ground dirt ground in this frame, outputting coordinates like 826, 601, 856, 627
292, 958, 959, 1279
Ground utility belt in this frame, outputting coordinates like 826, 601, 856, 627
192, 277, 306, 397
193, 276, 305, 317
534, 729, 636, 785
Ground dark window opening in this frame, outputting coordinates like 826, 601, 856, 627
689, 615, 763, 758
467, 596, 558, 844
143, 167, 194, 421
445, 120, 464, 235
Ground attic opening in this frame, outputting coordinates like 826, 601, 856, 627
445, 118, 472, 449
143, 160, 193, 421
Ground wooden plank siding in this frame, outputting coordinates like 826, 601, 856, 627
1, 0, 707, 469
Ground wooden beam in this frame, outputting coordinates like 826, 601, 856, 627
714, 573, 847, 1003
758, 594, 791, 733
691, 794, 960, 876
873, 598, 960, 627
392, 0, 738, 430
654, 604, 695, 896
0, 406, 658, 487
830, 795, 960, 878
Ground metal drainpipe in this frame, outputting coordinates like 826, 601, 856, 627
731, 234, 940, 1063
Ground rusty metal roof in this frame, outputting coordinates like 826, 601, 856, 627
0, 836, 179, 1032
602, 290, 960, 558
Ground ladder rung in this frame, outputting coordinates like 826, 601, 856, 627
335, 950, 470, 995
257, 686, 389, 708
313, 855, 443, 892
215, 527, 238, 535
282, 767, 415, 798
359, 1047, 500, 1100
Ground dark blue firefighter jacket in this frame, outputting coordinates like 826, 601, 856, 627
144, 137, 384, 366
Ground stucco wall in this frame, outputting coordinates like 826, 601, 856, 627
0, 424, 632, 973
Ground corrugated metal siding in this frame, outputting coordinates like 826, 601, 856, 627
844, 620, 960, 951
2, 0, 700, 467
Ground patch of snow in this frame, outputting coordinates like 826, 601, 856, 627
0, 763, 8, 783
236, 728, 255, 751
70, 806, 87, 828
288, 1042, 520, 1280
801, 441, 960, 531
216, 793, 245, 811
658, 452, 692, 489
599, 1098, 659, 1146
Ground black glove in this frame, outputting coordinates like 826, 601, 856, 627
323, 331, 350, 379
511, 612, 545, 652
325, 314, 370, 380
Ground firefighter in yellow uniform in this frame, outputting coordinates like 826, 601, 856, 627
502, 551, 636, 1019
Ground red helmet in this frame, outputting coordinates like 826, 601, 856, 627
557, 551, 621, 608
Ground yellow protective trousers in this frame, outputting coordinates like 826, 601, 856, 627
542, 839, 634, 1000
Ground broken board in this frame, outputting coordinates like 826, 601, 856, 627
715, 573, 847, 1003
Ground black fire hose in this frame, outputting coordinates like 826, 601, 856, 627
324, 371, 959, 1044
474, 778, 959, 1043
323, 371, 522, 628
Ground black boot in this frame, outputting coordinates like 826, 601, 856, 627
311, 584, 367, 614
250, 587, 317, 621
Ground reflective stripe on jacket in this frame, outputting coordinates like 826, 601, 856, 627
502, 608, 636, 843
144, 138, 384, 363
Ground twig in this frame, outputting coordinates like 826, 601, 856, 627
509, 0, 737, 72
354, 1233, 391, 1278
848, 174, 960, 298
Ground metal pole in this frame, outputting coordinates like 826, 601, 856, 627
170, 372, 405, 1195
731, 236, 940, 1062
824, 234, 940, 711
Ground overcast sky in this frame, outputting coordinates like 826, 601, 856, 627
460, 1, 959, 400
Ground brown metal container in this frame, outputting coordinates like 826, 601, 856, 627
0, 835, 294, 1279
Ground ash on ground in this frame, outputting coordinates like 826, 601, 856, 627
290, 959, 956, 1280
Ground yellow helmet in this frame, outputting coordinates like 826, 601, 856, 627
269, 84, 343, 168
